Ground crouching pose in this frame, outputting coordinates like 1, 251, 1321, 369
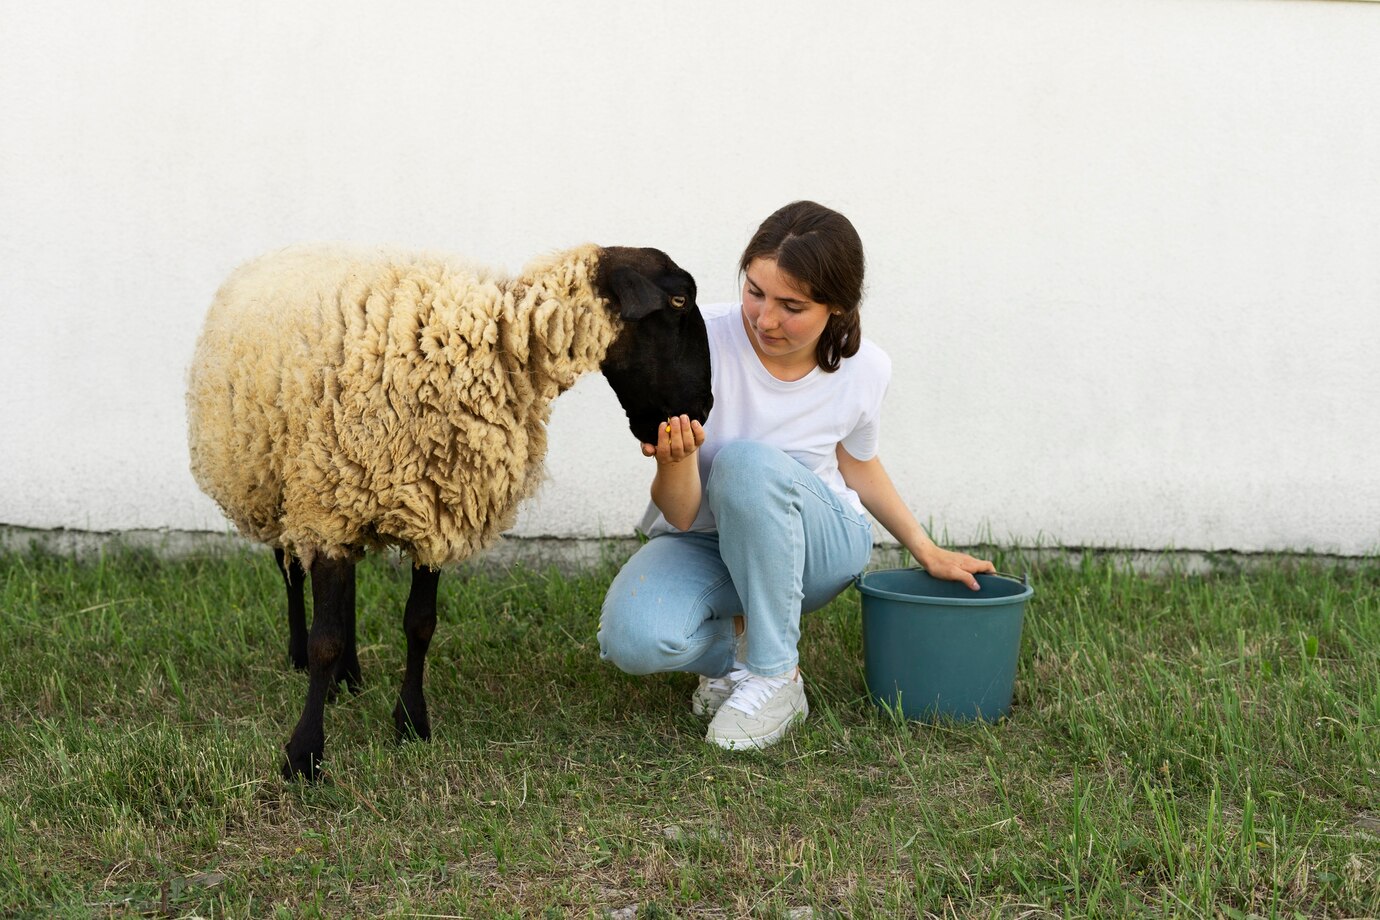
598, 200, 994, 750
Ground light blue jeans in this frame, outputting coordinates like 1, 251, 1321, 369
598, 440, 874, 679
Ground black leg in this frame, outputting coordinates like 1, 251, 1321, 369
393, 564, 440, 742
330, 564, 362, 697
283, 554, 354, 781
275, 548, 309, 671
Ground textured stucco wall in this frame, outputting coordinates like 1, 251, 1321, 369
2, 0, 1377, 554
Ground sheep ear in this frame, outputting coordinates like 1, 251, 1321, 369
608, 267, 666, 321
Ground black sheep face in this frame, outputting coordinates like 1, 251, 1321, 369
596, 247, 713, 447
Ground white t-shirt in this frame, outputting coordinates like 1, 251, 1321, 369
640, 301, 892, 537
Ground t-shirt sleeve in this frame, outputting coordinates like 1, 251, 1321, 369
839, 342, 891, 462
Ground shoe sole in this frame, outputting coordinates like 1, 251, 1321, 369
706, 701, 809, 751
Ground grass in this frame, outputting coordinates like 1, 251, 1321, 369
0, 543, 1376, 918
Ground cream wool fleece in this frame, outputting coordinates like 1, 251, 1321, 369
187, 243, 619, 568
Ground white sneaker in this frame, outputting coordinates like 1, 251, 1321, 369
692, 669, 744, 717
692, 626, 750, 718
705, 669, 808, 750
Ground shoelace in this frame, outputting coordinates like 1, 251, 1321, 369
702, 674, 737, 694
701, 661, 750, 696
724, 670, 790, 716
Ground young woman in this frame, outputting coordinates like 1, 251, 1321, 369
598, 201, 993, 750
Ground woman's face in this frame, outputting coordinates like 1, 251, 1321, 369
740, 258, 836, 373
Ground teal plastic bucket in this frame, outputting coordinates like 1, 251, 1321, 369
855, 568, 1033, 722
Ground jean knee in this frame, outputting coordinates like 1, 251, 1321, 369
598, 598, 686, 676
707, 441, 792, 502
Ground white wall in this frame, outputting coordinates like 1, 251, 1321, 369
2, 0, 1377, 555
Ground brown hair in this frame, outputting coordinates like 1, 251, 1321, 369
738, 200, 865, 372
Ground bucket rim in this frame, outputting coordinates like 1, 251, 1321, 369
855, 567, 1034, 607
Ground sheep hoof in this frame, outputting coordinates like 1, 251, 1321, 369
393, 698, 430, 743
322, 662, 364, 706
282, 739, 324, 783
323, 659, 363, 703
336, 658, 363, 695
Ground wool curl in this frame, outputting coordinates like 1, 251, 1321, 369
186, 243, 620, 569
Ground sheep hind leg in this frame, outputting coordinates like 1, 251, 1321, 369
282, 555, 354, 781
328, 564, 363, 698
393, 564, 440, 742
275, 548, 309, 671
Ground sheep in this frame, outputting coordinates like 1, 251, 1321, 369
186, 242, 713, 780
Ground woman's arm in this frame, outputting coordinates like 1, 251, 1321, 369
644, 414, 705, 531
836, 444, 994, 590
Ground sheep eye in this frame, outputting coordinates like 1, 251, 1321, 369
670, 295, 687, 309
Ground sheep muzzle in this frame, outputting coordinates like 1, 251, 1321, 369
595, 247, 713, 447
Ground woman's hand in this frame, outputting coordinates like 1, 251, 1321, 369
642, 415, 705, 464
915, 545, 995, 591
645, 415, 705, 531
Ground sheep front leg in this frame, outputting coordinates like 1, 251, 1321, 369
274, 548, 360, 691
393, 564, 440, 742
274, 548, 309, 670
282, 555, 355, 781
